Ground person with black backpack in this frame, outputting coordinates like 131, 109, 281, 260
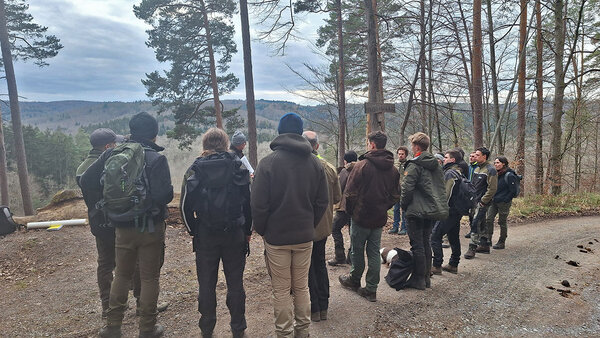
431, 150, 468, 275
180, 128, 252, 338
485, 156, 520, 250
82, 112, 173, 338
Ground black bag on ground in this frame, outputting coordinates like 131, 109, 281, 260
0, 206, 19, 236
385, 248, 413, 290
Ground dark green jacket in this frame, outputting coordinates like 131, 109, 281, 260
401, 151, 449, 220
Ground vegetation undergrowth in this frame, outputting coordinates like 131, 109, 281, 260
509, 192, 600, 220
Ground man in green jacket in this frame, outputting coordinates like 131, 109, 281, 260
303, 131, 341, 322
401, 132, 448, 290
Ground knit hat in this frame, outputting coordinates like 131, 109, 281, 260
231, 130, 247, 147
434, 153, 444, 163
344, 150, 358, 163
277, 112, 303, 135
129, 112, 159, 140
89, 128, 120, 148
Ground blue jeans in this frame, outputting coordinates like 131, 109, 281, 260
392, 203, 407, 232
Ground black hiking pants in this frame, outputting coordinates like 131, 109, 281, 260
194, 227, 247, 336
309, 238, 329, 314
331, 211, 350, 261
406, 217, 433, 286
431, 213, 462, 267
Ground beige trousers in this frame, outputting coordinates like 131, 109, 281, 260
264, 240, 313, 338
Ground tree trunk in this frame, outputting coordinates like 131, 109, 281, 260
0, 0, 33, 215
535, 0, 544, 194
486, 0, 503, 154
0, 107, 8, 205
336, 0, 347, 167
516, 0, 527, 195
472, 0, 484, 148
549, 0, 565, 195
420, 0, 427, 134
364, 0, 383, 137
200, 0, 223, 129
240, 0, 257, 168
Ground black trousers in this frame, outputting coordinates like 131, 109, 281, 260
405, 217, 433, 284
308, 238, 329, 313
431, 213, 462, 267
95, 234, 116, 314
194, 227, 247, 335
331, 211, 350, 260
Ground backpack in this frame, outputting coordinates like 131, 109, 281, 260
385, 248, 413, 290
505, 171, 522, 198
182, 152, 248, 236
0, 206, 18, 236
99, 142, 152, 230
449, 171, 476, 216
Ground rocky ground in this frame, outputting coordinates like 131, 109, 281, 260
1, 196, 599, 337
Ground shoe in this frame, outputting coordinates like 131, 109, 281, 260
388, 228, 398, 234
327, 258, 346, 266
465, 232, 471, 238
475, 245, 490, 254
464, 245, 476, 259
311, 312, 321, 322
99, 326, 122, 338
398, 230, 407, 235
320, 310, 328, 321
139, 324, 164, 338
357, 287, 377, 302
232, 330, 246, 338
339, 274, 360, 291
493, 241, 505, 249
442, 264, 458, 274
431, 266, 442, 275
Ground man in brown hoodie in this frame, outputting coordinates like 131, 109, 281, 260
302, 131, 341, 323
252, 113, 329, 338
338, 131, 400, 302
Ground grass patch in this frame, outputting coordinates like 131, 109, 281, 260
510, 192, 600, 219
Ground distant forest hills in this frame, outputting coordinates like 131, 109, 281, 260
1, 99, 323, 135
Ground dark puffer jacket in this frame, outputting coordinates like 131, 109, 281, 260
493, 168, 518, 203
251, 134, 329, 246
344, 149, 400, 228
401, 151, 449, 220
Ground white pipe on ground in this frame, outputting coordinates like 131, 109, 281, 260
26, 219, 87, 230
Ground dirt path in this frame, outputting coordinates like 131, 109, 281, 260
1, 213, 599, 337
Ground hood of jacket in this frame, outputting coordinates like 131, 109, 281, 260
270, 133, 312, 156
411, 152, 439, 171
362, 149, 395, 171
129, 135, 165, 152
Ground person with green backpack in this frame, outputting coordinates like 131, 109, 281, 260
81, 112, 173, 338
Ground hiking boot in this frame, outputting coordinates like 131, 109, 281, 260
99, 325, 122, 338
388, 228, 398, 234
339, 274, 360, 292
327, 258, 346, 266
464, 245, 476, 259
311, 312, 321, 322
442, 264, 458, 274
357, 287, 377, 302
320, 310, 328, 321
493, 241, 505, 250
138, 324, 164, 338
464, 232, 471, 238
398, 230, 407, 235
137, 302, 169, 316
431, 266, 442, 275
475, 244, 490, 254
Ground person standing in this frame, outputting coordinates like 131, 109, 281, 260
431, 150, 464, 274
400, 132, 448, 290
76, 128, 125, 320
339, 131, 400, 302
486, 156, 519, 250
464, 147, 498, 259
389, 146, 409, 235
83, 112, 173, 338
465, 151, 479, 239
230, 130, 255, 176
251, 113, 329, 338
327, 150, 358, 266
181, 128, 252, 338
302, 131, 341, 322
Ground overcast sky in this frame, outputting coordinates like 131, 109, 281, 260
2, 0, 327, 104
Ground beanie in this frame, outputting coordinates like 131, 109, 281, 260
231, 130, 247, 147
277, 112, 303, 135
129, 112, 159, 140
89, 128, 119, 148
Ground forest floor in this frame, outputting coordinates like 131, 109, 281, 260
1, 195, 599, 337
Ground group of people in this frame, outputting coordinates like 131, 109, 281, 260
76, 111, 519, 338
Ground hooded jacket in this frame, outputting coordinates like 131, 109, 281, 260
493, 167, 518, 203
443, 162, 464, 215
313, 156, 342, 241
401, 151, 449, 220
344, 149, 400, 228
251, 134, 329, 246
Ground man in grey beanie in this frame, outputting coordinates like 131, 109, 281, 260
230, 130, 254, 175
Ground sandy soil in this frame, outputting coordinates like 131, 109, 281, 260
1, 198, 599, 337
